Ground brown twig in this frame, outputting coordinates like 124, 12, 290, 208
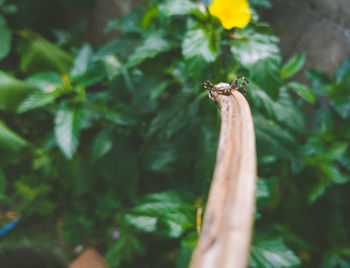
191, 91, 257, 268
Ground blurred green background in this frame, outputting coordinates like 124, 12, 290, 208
0, 0, 350, 267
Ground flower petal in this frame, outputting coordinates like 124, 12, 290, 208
209, 0, 251, 29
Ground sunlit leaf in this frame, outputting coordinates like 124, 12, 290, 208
256, 179, 270, 200
159, 0, 205, 19
17, 91, 56, 113
281, 54, 306, 79
127, 33, 173, 67
125, 215, 157, 233
27, 72, 63, 92
99, 55, 122, 80
70, 44, 93, 77
126, 191, 195, 238
54, 108, 82, 158
182, 28, 216, 62
231, 31, 280, 67
286, 81, 315, 104
250, 233, 301, 267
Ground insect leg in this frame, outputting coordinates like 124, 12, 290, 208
231, 75, 249, 96
230, 74, 242, 88
203, 80, 215, 91
209, 88, 221, 111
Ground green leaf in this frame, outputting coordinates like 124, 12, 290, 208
70, 44, 93, 77
127, 191, 195, 238
104, 111, 138, 126
324, 143, 348, 160
256, 179, 270, 200
335, 55, 350, 89
305, 69, 332, 94
231, 31, 282, 96
182, 28, 216, 62
286, 81, 315, 104
26, 72, 63, 92
90, 129, 114, 162
17, 72, 62, 113
54, 108, 82, 159
17, 91, 56, 113
254, 114, 298, 159
321, 165, 349, 185
0, 71, 39, 110
125, 215, 157, 233
274, 88, 304, 130
250, 83, 277, 117
177, 232, 198, 268
281, 54, 306, 79
141, 6, 159, 28
0, 0, 5, 6
330, 95, 350, 119
0, 15, 11, 60
250, 233, 301, 268
159, 0, 205, 18
143, 142, 179, 173
321, 247, 350, 268
127, 33, 173, 67
249, 57, 282, 99
231, 31, 280, 67
253, 86, 303, 131
147, 91, 195, 138
98, 55, 122, 80
0, 120, 27, 152
105, 229, 145, 267
105, 8, 144, 33
308, 179, 327, 203
97, 36, 139, 58
150, 81, 169, 100
17, 29, 73, 74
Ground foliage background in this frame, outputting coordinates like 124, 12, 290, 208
0, 0, 350, 267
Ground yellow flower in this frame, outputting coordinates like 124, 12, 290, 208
209, 0, 251, 29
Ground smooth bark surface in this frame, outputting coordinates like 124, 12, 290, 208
191, 91, 257, 268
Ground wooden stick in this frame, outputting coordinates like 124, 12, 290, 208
190, 91, 257, 268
